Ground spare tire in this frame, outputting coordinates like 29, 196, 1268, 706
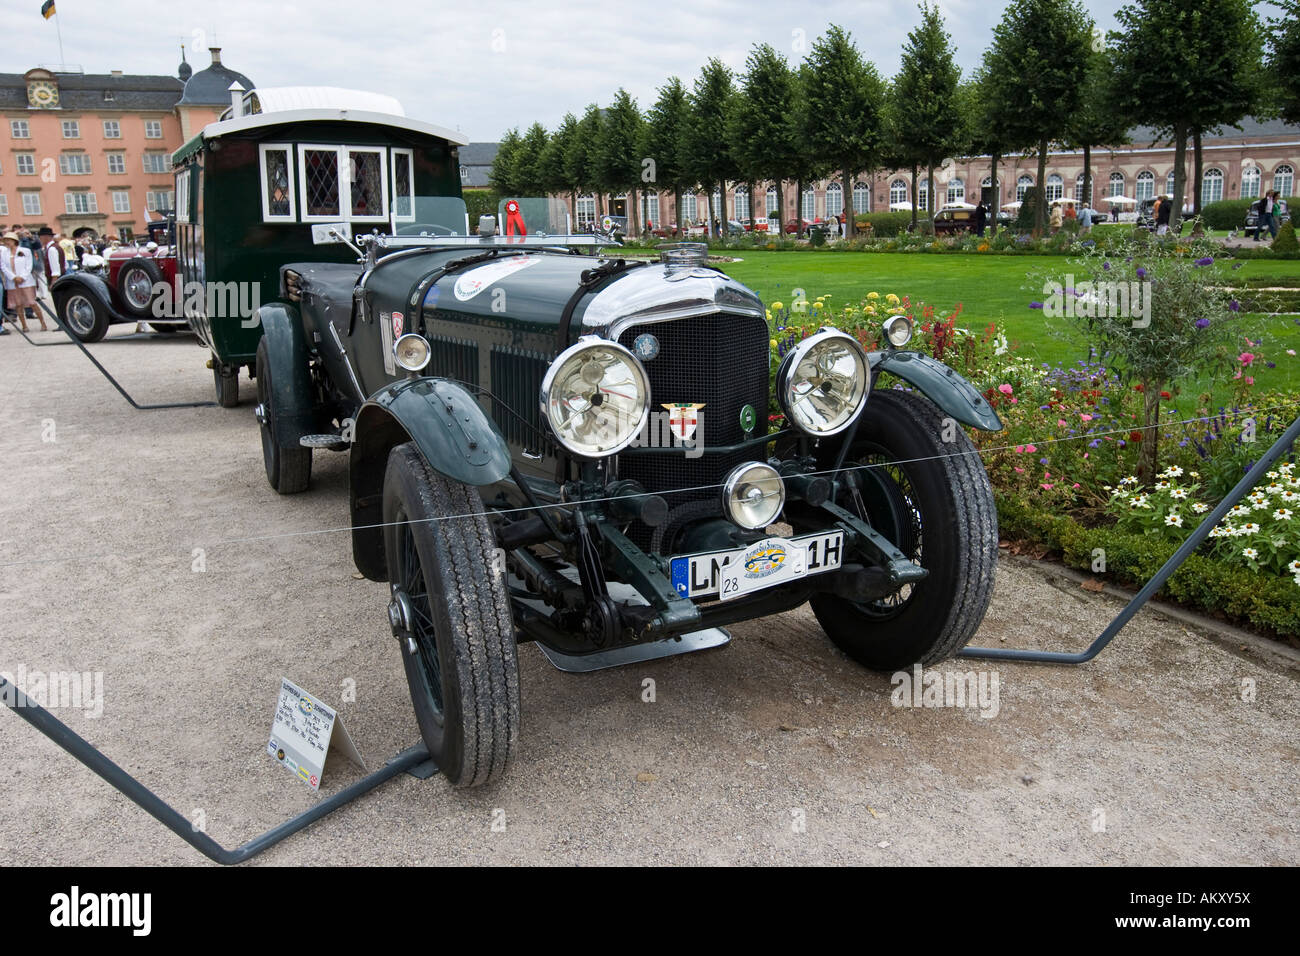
115, 257, 165, 318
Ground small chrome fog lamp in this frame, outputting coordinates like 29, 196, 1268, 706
722, 462, 786, 530
883, 314, 914, 348
393, 333, 432, 372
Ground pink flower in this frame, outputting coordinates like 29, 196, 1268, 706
1015, 445, 1025, 453
1057, 419, 1067, 427
1025, 444, 1037, 453
1014, 466, 1025, 474
1080, 413, 1093, 422
1009, 397, 1018, 404
1072, 483, 1081, 489
1041, 483, 1054, 490
1239, 352, 1256, 366
998, 384, 1014, 395
1245, 376, 1254, 385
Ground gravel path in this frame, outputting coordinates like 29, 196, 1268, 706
1, 328, 1297, 866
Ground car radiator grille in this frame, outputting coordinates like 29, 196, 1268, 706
616, 312, 770, 519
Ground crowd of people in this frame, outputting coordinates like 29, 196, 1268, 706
0, 227, 133, 335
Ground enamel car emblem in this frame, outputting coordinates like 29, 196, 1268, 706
392, 311, 404, 337
633, 333, 659, 360
739, 403, 757, 433
662, 402, 705, 441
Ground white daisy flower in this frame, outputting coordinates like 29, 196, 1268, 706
1229, 505, 1251, 517
1210, 525, 1232, 538
1240, 523, 1261, 534
1288, 559, 1300, 573
1162, 466, 1184, 478
1156, 480, 1171, 490
1192, 503, 1209, 513
1280, 463, 1294, 474
1165, 513, 1182, 527
1130, 495, 1150, 508
1170, 488, 1188, 499
1267, 483, 1284, 494
1282, 490, 1299, 503
1267, 471, 1279, 480
1274, 509, 1293, 521
1242, 547, 1259, 559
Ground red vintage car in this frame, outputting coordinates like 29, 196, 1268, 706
50, 218, 185, 343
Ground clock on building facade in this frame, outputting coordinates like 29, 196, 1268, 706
27, 79, 59, 108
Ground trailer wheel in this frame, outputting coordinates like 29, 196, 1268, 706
382, 442, 519, 787
254, 338, 311, 493
213, 357, 239, 408
811, 388, 998, 670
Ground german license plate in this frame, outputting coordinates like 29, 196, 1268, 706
670, 532, 843, 602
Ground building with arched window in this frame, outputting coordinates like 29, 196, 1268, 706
734, 184, 749, 220
1045, 174, 1063, 201
852, 181, 870, 214
1241, 165, 1261, 198
1016, 175, 1034, 202
1201, 167, 1224, 204
1135, 170, 1155, 200
1275, 164, 1294, 196
946, 177, 965, 204
890, 179, 908, 207
825, 181, 843, 218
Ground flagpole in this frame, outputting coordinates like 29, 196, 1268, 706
54, 12, 65, 66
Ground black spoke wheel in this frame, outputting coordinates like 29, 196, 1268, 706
810, 388, 998, 670
254, 338, 311, 493
115, 258, 164, 318
382, 442, 519, 786
56, 291, 108, 343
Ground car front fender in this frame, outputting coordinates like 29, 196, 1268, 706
257, 301, 317, 445
349, 378, 512, 580
50, 272, 123, 318
869, 350, 1003, 431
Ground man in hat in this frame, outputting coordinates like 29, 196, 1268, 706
37, 227, 65, 311
0, 232, 48, 332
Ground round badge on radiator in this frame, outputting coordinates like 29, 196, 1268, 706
632, 333, 659, 361
740, 403, 757, 433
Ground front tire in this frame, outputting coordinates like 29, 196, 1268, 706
56, 290, 108, 343
255, 338, 311, 493
810, 388, 998, 670
382, 443, 519, 786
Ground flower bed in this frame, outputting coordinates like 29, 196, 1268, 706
765, 285, 1300, 639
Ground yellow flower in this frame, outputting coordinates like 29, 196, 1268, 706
864, 306, 876, 315
770, 301, 783, 311
812, 301, 824, 310
886, 293, 900, 305
769, 338, 778, 349
867, 292, 880, 300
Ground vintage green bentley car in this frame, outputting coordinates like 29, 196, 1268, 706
252, 199, 1002, 786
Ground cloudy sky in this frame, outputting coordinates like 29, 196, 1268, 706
16, 0, 1144, 141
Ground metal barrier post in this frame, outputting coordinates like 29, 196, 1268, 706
1, 674, 432, 865
959, 412, 1300, 663
10, 299, 215, 410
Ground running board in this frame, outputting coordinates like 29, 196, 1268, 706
534, 627, 731, 672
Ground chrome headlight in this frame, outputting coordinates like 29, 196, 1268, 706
778, 328, 870, 436
541, 337, 650, 457
882, 314, 914, 348
722, 462, 786, 530
393, 333, 432, 372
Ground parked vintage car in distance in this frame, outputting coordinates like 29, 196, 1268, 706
1244, 197, 1291, 232
249, 195, 1004, 787
932, 203, 978, 235
49, 216, 183, 342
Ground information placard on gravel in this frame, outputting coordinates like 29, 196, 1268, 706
266, 678, 365, 791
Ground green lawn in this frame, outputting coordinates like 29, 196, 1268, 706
717, 250, 1300, 400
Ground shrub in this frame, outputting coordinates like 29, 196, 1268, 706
855, 211, 911, 237
462, 188, 500, 228
1200, 198, 1255, 230
1273, 220, 1300, 253
1016, 186, 1044, 232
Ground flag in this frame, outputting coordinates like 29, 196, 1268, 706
41, 0, 55, 19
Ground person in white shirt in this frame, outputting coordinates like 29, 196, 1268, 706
37, 226, 64, 313
1, 232, 47, 332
